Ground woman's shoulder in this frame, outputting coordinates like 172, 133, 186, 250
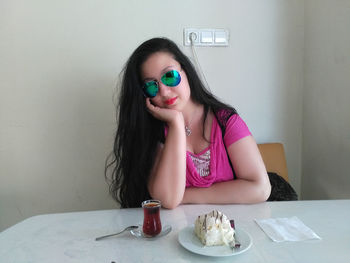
214, 108, 237, 129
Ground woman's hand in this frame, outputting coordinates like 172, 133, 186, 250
145, 98, 183, 126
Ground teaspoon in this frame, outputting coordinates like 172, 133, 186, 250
95, 225, 138, 241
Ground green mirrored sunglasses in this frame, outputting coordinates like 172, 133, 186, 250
142, 70, 181, 98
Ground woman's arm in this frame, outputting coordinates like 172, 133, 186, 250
146, 99, 187, 209
182, 136, 271, 204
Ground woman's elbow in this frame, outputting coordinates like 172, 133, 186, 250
259, 177, 271, 202
250, 176, 271, 203
161, 198, 181, 209
150, 190, 183, 209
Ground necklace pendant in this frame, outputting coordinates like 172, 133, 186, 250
185, 126, 192, 136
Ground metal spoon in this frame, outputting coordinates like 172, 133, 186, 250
95, 226, 138, 241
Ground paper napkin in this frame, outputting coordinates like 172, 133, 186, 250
255, 216, 321, 242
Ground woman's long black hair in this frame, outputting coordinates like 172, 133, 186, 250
106, 37, 236, 208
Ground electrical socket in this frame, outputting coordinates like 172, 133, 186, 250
183, 28, 200, 46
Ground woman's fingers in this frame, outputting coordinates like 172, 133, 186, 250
145, 98, 160, 117
145, 98, 182, 124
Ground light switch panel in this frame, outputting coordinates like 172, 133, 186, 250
201, 31, 213, 43
214, 31, 228, 44
184, 28, 229, 46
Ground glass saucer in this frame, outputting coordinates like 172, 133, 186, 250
130, 224, 172, 239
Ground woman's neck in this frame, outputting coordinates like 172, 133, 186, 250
182, 103, 204, 135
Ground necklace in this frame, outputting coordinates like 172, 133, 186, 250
184, 107, 201, 137
185, 125, 192, 136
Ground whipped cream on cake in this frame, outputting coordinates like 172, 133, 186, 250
194, 210, 235, 246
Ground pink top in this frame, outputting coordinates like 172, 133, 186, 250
185, 114, 251, 187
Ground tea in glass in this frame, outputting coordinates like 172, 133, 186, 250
142, 200, 162, 237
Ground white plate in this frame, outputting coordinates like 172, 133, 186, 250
178, 225, 252, 257
130, 224, 172, 239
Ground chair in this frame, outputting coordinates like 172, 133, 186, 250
258, 143, 297, 201
258, 143, 289, 181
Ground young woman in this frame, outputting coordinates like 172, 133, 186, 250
106, 37, 271, 209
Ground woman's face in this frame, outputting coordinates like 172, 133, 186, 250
141, 52, 191, 111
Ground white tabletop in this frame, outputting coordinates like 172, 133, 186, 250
1, 200, 350, 263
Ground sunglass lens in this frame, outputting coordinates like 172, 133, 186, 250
143, 81, 158, 98
161, 70, 181, 87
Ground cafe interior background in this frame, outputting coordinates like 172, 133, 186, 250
1, 0, 349, 232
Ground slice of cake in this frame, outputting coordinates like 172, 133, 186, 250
194, 210, 235, 246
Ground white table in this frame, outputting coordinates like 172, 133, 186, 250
1, 200, 350, 263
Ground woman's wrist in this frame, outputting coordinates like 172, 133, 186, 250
167, 111, 184, 130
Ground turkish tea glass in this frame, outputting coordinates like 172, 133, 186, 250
142, 200, 162, 237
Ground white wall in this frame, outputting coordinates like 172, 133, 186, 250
0, 0, 304, 231
302, 0, 350, 199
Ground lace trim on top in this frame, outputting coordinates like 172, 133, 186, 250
188, 149, 211, 177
